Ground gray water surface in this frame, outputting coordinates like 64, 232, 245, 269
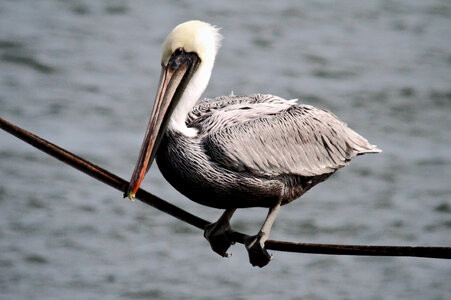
1, 1, 450, 299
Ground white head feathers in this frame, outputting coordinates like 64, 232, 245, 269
161, 20, 223, 67
162, 21, 222, 136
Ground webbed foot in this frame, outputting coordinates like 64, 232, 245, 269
244, 232, 273, 268
204, 221, 236, 258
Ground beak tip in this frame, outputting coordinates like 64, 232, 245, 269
124, 184, 136, 201
128, 193, 135, 201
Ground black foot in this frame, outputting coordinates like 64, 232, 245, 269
244, 232, 273, 268
204, 221, 235, 258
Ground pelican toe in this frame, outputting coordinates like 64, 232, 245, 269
244, 233, 273, 268
204, 222, 235, 258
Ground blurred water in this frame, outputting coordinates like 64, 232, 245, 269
1, 0, 450, 299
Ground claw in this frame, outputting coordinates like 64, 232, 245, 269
244, 232, 273, 268
204, 222, 234, 258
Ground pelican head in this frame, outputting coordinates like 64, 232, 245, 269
126, 20, 222, 200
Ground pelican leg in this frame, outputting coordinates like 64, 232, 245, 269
244, 203, 281, 268
204, 208, 237, 258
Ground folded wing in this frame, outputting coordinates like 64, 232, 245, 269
190, 95, 380, 177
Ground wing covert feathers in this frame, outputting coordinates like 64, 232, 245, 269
188, 94, 380, 177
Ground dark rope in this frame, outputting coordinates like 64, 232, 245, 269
1, 116, 450, 259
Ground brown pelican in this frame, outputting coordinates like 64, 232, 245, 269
126, 20, 381, 267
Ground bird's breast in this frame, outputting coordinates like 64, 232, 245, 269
155, 130, 285, 209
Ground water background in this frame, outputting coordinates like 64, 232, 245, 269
1, 1, 450, 299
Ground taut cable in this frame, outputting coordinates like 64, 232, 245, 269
1, 117, 450, 259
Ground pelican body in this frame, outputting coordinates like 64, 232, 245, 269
127, 21, 381, 267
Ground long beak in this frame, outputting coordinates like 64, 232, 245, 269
126, 63, 189, 200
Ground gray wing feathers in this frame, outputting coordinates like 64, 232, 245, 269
195, 98, 380, 177
187, 93, 293, 125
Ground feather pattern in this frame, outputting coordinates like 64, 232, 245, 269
188, 94, 380, 178
156, 93, 380, 208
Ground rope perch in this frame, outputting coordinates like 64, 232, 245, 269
1, 116, 450, 259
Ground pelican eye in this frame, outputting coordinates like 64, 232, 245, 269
173, 47, 184, 56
